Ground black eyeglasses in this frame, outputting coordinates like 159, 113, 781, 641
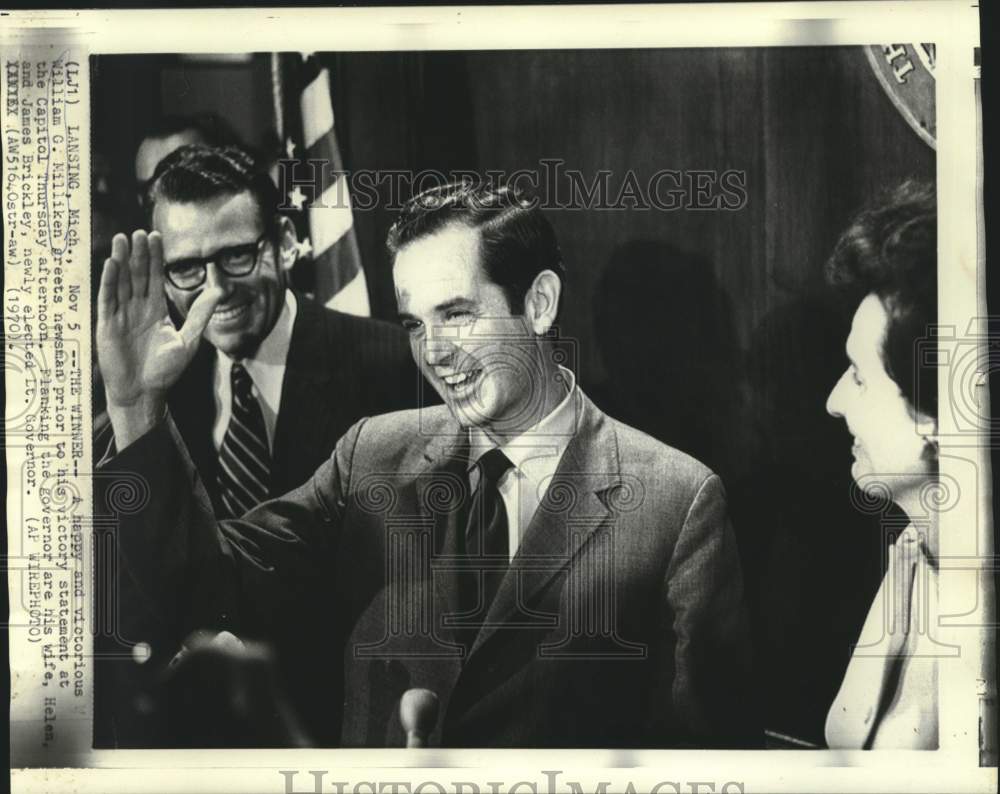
164, 232, 271, 290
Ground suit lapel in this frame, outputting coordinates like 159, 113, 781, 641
169, 341, 219, 498
413, 417, 473, 653
270, 295, 337, 494
468, 392, 620, 659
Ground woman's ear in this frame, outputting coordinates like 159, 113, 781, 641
277, 216, 300, 273
524, 269, 562, 336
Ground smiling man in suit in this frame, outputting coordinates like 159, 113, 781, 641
94, 144, 419, 747
97, 181, 757, 747
134, 144, 420, 517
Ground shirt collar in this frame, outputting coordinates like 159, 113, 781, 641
468, 366, 578, 473
217, 289, 297, 395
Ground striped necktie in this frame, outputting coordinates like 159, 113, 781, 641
217, 362, 271, 518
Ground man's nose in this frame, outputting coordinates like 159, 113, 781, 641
205, 262, 235, 296
826, 372, 845, 418
422, 330, 455, 368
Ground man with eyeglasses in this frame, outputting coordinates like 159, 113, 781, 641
94, 143, 420, 747
107, 143, 422, 518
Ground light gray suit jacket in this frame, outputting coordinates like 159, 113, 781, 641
102, 388, 758, 747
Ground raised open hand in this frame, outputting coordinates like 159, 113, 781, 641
97, 230, 223, 445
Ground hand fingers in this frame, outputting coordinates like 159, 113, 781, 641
112, 233, 132, 306
147, 231, 166, 296
110, 232, 129, 265
179, 285, 225, 349
130, 229, 150, 299
130, 232, 152, 298
97, 257, 119, 320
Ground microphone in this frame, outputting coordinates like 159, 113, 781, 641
399, 688, 439, 748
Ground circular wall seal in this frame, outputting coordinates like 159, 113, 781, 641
865, 44, 936, 149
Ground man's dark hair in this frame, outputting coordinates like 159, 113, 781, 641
825, 180, 937, 418
147, 144, 281, 237
387, 181, 566, 316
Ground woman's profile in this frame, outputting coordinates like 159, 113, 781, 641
823, 181, 939, 750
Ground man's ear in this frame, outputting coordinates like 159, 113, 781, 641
277, 216, 299, 273
918, 414, 939, 463
524, 269, 562, 336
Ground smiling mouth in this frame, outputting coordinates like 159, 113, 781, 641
440, 368, 483, 394
210, 303, 250, 325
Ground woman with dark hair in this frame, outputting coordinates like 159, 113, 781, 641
823, 181, 939, 749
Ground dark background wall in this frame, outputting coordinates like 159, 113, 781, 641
92, 47, 935, 744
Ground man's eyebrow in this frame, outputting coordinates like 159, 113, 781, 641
164, 238, 260, 266
396, 298, 476, 324
433, 297, 476, 314
163, 253, 198, 268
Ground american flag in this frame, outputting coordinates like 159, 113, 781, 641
272, 53, 370, 315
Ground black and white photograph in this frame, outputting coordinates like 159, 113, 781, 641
3, 4, 994, 793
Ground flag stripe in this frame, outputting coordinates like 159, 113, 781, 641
326, 267, 370, 314
316, 227, 366, 307
291, 55, 370, 316
300, 68, 335, 149
305, 123, 344, 171
310, 183, 356, 256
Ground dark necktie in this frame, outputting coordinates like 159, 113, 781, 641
217, 362, 271, 518
461, 448, 514, 630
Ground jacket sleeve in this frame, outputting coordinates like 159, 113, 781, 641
662, 473, 761, 747
95, 412, 365, 653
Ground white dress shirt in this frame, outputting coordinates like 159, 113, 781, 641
467, 366, 580, 560
212, 289, 298, 453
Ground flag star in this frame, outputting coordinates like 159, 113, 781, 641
295, 237, 313, 259
285, 138, 297, 159
288, 185, 308, 211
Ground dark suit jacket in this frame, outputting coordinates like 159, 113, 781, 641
102, 389, 758, 748
169, 291, 422, 513
94, 292, 425, 747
